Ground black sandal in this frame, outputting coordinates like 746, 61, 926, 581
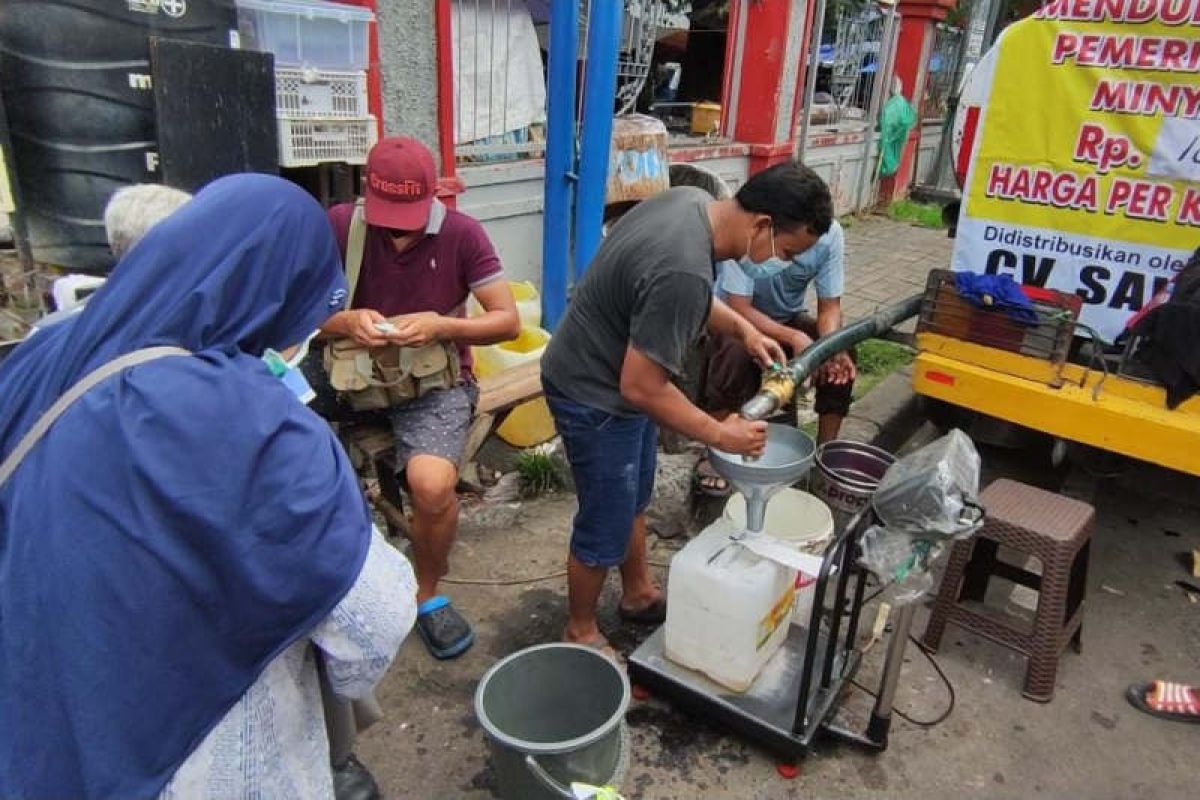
332, 754, 382, 800
1126, 681, 1200, 724
415, 596, 474, 660
618, 596, 667, 625
693, 456, 731, 498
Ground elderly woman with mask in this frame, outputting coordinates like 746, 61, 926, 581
0, 175, 416, 799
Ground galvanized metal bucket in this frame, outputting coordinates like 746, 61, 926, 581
475, 643, 630, 799
811, 440, 896, 527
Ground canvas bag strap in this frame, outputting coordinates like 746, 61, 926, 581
0, 346, 192, 488
345, 198, 368, 307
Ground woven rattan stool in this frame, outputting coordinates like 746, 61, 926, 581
922, 478, 1095, 702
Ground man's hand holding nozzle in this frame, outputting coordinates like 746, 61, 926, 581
716, 414, 768, 457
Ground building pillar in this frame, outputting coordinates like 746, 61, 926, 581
878, 0, 955, 203
372, 1, 463, 201
373, 0, 441, 163
721, 0, 811, 176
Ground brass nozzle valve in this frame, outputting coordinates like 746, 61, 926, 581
758, 364, 796, 409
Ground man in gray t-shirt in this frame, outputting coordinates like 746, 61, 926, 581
541, 162, 835, 652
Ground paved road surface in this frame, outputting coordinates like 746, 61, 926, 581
358, 434, 1198, 799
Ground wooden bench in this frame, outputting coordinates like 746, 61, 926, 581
338, 360, 544, 537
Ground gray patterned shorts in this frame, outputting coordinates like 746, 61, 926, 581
300, 345, 476, 471
387, 382, 478, 470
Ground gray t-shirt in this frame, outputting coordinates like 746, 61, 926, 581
542, 187, 715, 416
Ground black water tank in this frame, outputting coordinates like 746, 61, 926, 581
0, 0, 238, 272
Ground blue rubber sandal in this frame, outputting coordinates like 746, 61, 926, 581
416, 596, 474, 660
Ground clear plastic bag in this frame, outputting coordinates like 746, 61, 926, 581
860, 526, 939, 605
871, 429, 983, 538
858, 430, 985, 606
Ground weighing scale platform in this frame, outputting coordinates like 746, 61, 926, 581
628, 624, 861, 761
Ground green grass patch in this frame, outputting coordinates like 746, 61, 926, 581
515, 448, 565, 497
852, 338, 915, 400
887, 199, 945, 229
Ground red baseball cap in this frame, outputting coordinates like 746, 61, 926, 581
363, 136, 436, 231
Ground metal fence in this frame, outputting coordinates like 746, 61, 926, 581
613, 0, 663, 116
922, 23, 964, 121
452, 0, 665, 165
828, 6, 887, 123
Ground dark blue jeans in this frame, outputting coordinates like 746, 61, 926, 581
544, 381, 657, 568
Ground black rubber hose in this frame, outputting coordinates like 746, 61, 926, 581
740, 293, 924, 420
787, 293, 923, 384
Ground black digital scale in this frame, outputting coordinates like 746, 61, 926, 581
628, 509, 918, 762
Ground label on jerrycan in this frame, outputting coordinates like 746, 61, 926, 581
756, 584, 797, 651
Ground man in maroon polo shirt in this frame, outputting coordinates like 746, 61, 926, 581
323, 136, 519, 660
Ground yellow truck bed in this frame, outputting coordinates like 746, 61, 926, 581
913, 332, 1200, 478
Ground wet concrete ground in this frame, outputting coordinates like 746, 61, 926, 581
357, 440, 1200, 799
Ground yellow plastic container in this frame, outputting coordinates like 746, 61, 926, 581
691, 102, 721, 136
472, 326, 556, 448
473, 326, 548, 378
467, 280, 542, 330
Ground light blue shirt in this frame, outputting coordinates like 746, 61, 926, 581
715, 220, 845, 323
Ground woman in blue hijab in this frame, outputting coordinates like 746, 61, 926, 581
0, 174, 416, 798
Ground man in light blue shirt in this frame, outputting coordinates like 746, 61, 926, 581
703, 219, 856, 449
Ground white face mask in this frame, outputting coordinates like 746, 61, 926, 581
282, 333, 316, 369
262, 331, 319, 404
738, 224, 789, 280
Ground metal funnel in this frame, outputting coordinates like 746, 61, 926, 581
708, 423, 817, 533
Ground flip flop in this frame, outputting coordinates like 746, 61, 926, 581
693, 456, 731, 498
415, 596, 474, 660
1125, 680, 1200, 724
618, 596, 667, 625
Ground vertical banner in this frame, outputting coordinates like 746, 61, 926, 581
952, 0, 1200, 342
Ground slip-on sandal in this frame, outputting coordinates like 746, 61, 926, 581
415, 596, 475, 660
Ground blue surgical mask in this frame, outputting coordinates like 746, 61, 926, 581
262, 334, 317, 405
738, 225, 788, 280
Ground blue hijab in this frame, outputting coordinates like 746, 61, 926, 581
0, 175, 369, 799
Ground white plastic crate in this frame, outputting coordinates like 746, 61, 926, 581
278, 115, 377, 167
237, 0, 373, 71
275, 67, 367, 118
